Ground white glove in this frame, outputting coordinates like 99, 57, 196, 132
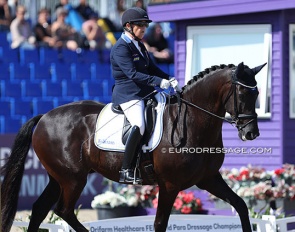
169, 77, 181, 92
169, 77, 178, 88
160, 79, 170, 89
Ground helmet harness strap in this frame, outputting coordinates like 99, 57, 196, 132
124, 23, 141, 41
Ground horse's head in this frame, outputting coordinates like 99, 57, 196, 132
225, 62, 267, 141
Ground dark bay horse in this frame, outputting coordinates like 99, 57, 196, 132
1, 62, 266, 232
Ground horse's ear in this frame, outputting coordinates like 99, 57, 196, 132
235, 62, 244, 76
252, 63, 267, 75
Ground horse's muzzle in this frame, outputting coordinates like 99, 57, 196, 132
238, 123, 260, 141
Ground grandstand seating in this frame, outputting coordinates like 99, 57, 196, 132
19, 48, 39, 64
33, 98, 57, 115
0, 32, 9, 47
1, 81, 24, 98
0, 31, 174, 133
23, 81, 43, 99
62, 80, 85, 98
0, 99, 13, 117
2, 116, 27, 133
9, 63, 32, 81
0, 63, 10, 81
42, 81, 63, 98
71, 63, 94, 81
30, 63, 52, 81
79, 50, 99, 63
14, 100, 34, 119
39, 47, 61, 64
61, 49, 79, 63
51, 62, 72, 81
1, 47, 19, 63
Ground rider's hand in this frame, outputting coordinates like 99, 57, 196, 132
160, 79, 170, 89
169, 77, 181, 92
169, 77, 178, 88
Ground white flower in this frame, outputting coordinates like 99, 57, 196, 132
231, 168, 239, 176
91, 191, 128, 208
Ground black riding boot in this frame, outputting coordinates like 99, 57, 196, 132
119, 125, 143, 184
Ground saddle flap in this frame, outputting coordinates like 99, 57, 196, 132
143, 98, 157, 145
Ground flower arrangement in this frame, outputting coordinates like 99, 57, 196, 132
210, 164, 295, 202
152, 190, 203, 214
91, 179, 203, 214
91, 180, 140, 209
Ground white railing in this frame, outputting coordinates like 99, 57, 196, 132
12, 220, 72, 232
276, 216, 295, 232
12, 214, 295, 232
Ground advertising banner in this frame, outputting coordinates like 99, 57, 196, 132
85, 215, 245, 232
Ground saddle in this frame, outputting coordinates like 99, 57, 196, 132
94, 92, 167, 184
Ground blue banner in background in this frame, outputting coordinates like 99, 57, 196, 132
0, 134, 104, 210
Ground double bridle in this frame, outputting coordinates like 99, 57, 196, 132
174, 70, 258, 131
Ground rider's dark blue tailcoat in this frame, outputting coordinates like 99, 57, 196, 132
110, 33, 170, 105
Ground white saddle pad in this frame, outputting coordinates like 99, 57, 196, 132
94, 92, 166, 152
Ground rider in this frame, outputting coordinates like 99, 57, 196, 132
110, 7, 179, 184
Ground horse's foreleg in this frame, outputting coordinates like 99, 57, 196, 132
28, 176, 60, 232
154, 185, 178, 232
54, 175, 88, 232
198, 174, 252, 232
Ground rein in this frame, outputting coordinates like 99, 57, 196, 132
169, 70, 258, 147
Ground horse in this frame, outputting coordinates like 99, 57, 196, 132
1, 62, 266, 232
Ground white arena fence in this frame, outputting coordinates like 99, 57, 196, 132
11, 215, 295, 232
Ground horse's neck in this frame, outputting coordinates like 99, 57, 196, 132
183, 74, 227, 112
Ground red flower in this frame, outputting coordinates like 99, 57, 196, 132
274, 168, 284, 176
152, 198, 158, 208
182, 192, 194, 204
173, 198, 183, 210
181, 205, 192, 214
238, 169, 250, 180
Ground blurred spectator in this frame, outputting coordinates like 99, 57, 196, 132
75, 0, 96, 21
55, 0, 69, 10
82, 12, 106, 50
0, 0, 12, 32
143, 23, 173, 64
55, 0, 84, 33
34, 8, 62, 48
109, 0, 126, 32
133, 0, 146, 10
8, 0, 18, 19
10, 5, 36, 49
51, 7, 83, 51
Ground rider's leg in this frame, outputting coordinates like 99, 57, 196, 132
119, 100, 145, 183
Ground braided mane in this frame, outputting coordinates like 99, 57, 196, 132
181, 64, 236, 91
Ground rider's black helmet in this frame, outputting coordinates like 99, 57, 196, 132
121, 7, 152, 27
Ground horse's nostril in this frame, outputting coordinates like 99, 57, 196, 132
245, 131, 259, 140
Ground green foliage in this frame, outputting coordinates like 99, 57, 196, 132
18, 204, 82, 232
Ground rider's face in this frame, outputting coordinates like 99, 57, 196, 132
127, 21, 149, 40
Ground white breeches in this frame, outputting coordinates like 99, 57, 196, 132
120, 100, 145, 136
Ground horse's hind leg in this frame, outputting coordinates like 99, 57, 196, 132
54, 175, 88, 231
198, 173, 252, 232
28, 176, 60, 232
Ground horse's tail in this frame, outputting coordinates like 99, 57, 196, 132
1, 114, 43, 232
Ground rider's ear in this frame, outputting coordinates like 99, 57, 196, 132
252, 63, 267, 75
